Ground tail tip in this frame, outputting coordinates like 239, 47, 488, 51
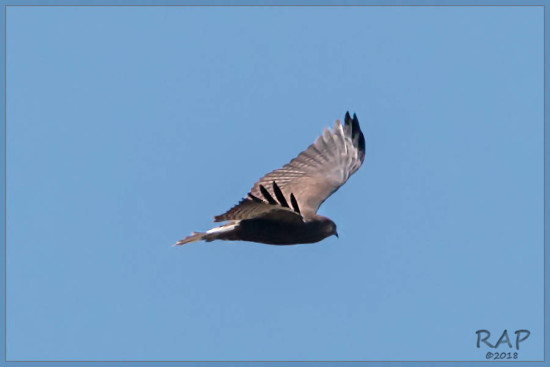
173, 231, 204, 247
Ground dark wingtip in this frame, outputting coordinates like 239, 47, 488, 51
272, 181, 289, 208
358, 132, 365, 162
259, 184, 277, 205
248, 193, 263, 203
351, 113, 360, 138
344, 111, 365, 161
290, 193, 301, 214
349, 112, 365, 162
344, 111, 353, 135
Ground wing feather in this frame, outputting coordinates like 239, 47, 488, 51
214, 112, 365, 222
214, 198, 302, 223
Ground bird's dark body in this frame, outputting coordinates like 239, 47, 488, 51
211, 217, 333, 245
175, 112, 365, 247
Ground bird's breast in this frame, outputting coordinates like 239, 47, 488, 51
236, 218, 330, 245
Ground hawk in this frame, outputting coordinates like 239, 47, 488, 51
175, 111, 365, 246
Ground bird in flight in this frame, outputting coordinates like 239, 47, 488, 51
175, 111, 365, 246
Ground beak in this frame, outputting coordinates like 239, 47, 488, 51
335, 231, 339, 238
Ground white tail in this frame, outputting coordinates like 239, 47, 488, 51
174, 222, 240, 246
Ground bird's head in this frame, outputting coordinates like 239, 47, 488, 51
330, 221, 339, 238
318, 216, 338, 239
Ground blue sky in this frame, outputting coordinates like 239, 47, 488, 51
5, 5, 544, 361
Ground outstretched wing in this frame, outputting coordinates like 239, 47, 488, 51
214, 193, 303, 223
214, 111, 365, 222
